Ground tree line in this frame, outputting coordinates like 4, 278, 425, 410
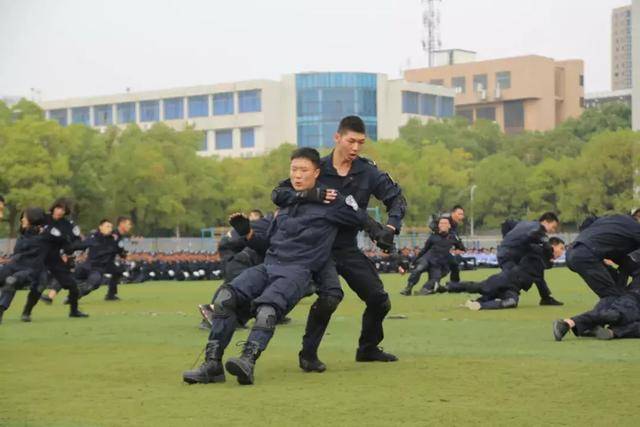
0, 99, 636, 238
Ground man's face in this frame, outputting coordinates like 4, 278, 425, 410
248, 212, 261, 222
541, 220, 558, 234
438, 218, 451, 234
552, 243, 565, 260
451, 208, 465, 224
290, 157, 320, 191
99, 221, 113, 236
334, 130, 366, 161
119, 219, 132, 234
20, 214, 29, 229
52, 207, 65, 220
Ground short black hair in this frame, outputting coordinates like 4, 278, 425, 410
249, 209, 264, 218
99, 218, 112, 225
117, 216, 131, 225
25, 207, 46, 226
0, 195, 5, 204
549, 237, 565, 246
49, 197, 72, 215
337, 115, 366, 135
451, 205, 464, 213
290, 147, 321, 169
538, 212, 559, 223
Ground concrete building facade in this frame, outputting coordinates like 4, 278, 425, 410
403, 55, 584, 133
40, 72, 455, 158
612, 5, 633, 90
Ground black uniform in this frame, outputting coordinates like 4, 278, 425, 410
272, 153, 406, 360
22, 215, 86, 317
403, 228, 464, 295
429, 214, 465, 282
497, 221, 554, 300
447, 246, 553, 309
569, 291, 640, 337
205, 194, 367, 360
75, 230, 126, 298
566, 215, 640, 298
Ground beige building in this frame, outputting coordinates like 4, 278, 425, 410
612, 5, 633, 90
404, 55, 584, 133
40, 72, 454, 158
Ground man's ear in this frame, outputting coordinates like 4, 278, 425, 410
313, 168, 320, 179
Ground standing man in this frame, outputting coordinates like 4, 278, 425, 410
105, 216, 133, 301
431, 205, 466, 286
272, 116, 406, 371
497, 213, 564, 306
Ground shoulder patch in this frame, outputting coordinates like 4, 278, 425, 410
50, 227, 61, 237
72, 225, 81, 236
345, 195, 359, 211
118, 240, 125, 248
360, 156, 377, 167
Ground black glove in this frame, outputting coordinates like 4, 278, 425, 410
296, 186, 327, 203
229, 213, 251, 237
375, 226, 395, 253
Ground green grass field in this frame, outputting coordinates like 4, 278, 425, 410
1, 268, 639, 427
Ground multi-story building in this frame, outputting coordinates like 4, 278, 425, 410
612, 5, 633, 91
584, 89, 632, 109
403, 55, 584, 133
633, 0, 640, 131
40, 72, 455, 158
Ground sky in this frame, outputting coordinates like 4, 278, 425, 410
0, 0, 632, 101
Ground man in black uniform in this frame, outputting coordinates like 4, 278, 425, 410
21, 198, 88, 321
565, 210, 640, 298
272, 116, 406, 372
105, 216, 132, 301
400, 216, 464, 295
497, 212, 564, 306
182, 147, 373, 385
442, 237, 565, 310
432, 205, 466, 285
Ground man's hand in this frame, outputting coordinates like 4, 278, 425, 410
228, 212, 251, 237
375, 226, 395, 253
296, 187, 337, 204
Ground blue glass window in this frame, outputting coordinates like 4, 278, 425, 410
49, 109, 68, 126
215, 129, 233, 150
295, 72, 378, 147
71, 107, 90, 125
164, 98, 184, 120
419, 94, 437, 116
140, 100, 159, 122
238, 90, 261, 113
94, 105, 113, 126
188, 95, 209, 118
439, 96, 454, 118
116, 102, 136, 124
213, 92, 234, 115
240, 127, 255, 148
402, 92, 419, 114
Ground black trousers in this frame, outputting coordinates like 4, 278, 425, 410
498, 252, 552, 299
25, 256, 80, 314
448, 254, 461, 282
566, 244, 626, 298
571, 295, 640, 336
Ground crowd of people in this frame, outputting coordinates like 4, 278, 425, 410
1, 115, 640, 388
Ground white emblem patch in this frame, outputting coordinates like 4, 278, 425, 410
72, 225, 80, 236
118, 241, 124, 248
345, 195, 359, 211
50, 227, 61, 237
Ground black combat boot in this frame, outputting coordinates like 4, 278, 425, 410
399, 284, 414, 296
356, 346, 398, 362
183, 340, 226, 384
298, 351, 327, 373
225, 341, 262, 385
21, 292, 40, 322
552, 319, 570, 341
540, 296, 564, 306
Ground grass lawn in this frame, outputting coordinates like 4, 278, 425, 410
1, 267, 639, 427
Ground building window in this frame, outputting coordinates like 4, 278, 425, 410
504, 100, 524, 134
164, 98, 184, 120
579, 74, 584, 87
215, 129, 233, 150
238, 90, 261, 113
213, 92, 234, 115
140, 100, 159, 122
439, 96, 454, 118
473, 74, 488, 92
402, 91, 419, 114
94, 105, 113, 126
452, 76, 466, 94
476, 106, 496, 121
456, 108, 473, 123
240, 127, 255, 148
580, 97, 585, 108
188, 95, 209, 118
297, 124, 322, 148
49, 109, 67, 126
429, 79, 444, 86
71, 107, 90, 125
420, 94, 437, 116
495, 71, 511, 89
116, 102, 136, 124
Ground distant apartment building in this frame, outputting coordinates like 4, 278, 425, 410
404, 55, 584, 133
40, 72, 455, 158
612, 5, 633, 90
